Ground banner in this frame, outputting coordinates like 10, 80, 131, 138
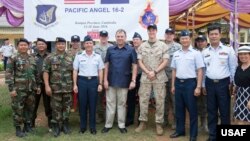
24, 0, 169, 41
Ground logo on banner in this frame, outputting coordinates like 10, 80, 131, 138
139, 2, 158, 28
36, 5, 57, 27
101, 0, 129, 4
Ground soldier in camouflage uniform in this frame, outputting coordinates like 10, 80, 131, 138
135, 24, 169, 136
5, 38, 40, 137
195, 35, 209, 133
67, 35, 82, 112
32, 38, 52, 131
94, 30, 112, 123
43, 37, 74, 137
164, 28, 181, 129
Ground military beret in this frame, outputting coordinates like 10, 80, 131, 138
37, 38, 47, 44
165, 28, 175, 34
133, 32, 142, 40
180, 30, 191, 37
238, 46, 250, 53
83, 35, 93, 42
56, 37, 66, 43
195, 35, 207, 41
100, 30, 108, 37
147, 24, 157, 30
71, 35, 80, 42
17, 38, 29, 45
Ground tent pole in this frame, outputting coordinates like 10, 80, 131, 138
192, 9, 195, 46
186, 11, 189, 29
234, 0, 239, 52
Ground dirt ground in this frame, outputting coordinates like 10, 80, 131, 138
0, 76, 211, 141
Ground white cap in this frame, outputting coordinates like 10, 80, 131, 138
238, 46, 250, 53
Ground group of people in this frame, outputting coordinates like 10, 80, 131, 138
4, 23, 250, 141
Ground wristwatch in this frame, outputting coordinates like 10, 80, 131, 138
131, 80, 136, 83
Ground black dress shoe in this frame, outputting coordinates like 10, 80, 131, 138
79, 128, 86, 134
170, 132, 185, 138
119, 128, 127, 134
90, 129, 97, 135
125, 121, 134, 127
101, 127, 111, 133
206, 137, 216, 141
190, 137, 197, 141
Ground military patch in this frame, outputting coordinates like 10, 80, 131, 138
204, 54, 210, 58
219, 52, 228, 56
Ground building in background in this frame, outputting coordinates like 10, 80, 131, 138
0, 16, 23, 47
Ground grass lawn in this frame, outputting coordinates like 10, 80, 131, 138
0, 84, 209, 141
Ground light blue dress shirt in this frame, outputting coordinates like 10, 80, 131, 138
73, 51, 104, 76
171, 46, 205, 79
202, 42, 237, 83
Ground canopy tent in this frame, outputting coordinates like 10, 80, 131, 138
0, 0, 23, 27
170, 0, 250, 30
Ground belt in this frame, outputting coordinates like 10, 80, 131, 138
206, 77, 229, 83
78, 76, 97, 80
176, 78, 196, 83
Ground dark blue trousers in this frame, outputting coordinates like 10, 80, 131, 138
4, 56, 8, 71
126, 74, 141, 124
206, 77, 230, 140
78, 76, 98, 130
175, 78, 198, 138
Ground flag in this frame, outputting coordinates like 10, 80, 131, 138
101, 0, 129, 4
64, 0, 95, 4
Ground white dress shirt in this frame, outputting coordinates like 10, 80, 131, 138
0, 45, 14, 57
202, 42, 237, 83
73, 51, 104, 76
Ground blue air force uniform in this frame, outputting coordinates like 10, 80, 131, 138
202, 42, 237, 140
170, 30, 205, 139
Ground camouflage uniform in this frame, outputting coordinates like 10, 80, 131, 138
94, 43, 112, 122
137, 40, 169, 123
5, 53, 39, 127
43, 52, 73, 124
94, 43, 112, 61
67, 48, 81, 57
67, 48, 81, 112
164, 41, 181, 126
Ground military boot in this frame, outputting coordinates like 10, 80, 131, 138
48, 117, 52, 132
62, 119, 71, 134
23, 122, 34, 133
156, 124, 164, 136
52, 123, 60, 137
135, 121, 146, 133
171, 118, 176, 130
200, 117, 208, 133
31, 118, 35, 128
16, 126, 26, 137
